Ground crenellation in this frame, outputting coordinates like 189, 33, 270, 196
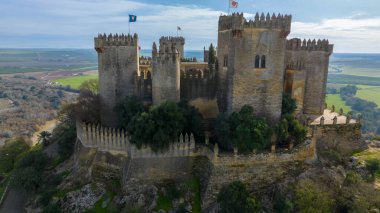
287, 38, 332, 53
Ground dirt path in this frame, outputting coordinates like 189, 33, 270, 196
31, 119, 58, 146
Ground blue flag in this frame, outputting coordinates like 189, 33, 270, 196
129, 15, 137, 22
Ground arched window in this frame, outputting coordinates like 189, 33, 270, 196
255, 55, 260, 68
261, 55, 266, 68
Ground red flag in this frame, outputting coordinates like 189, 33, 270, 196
229, 0, 238, 8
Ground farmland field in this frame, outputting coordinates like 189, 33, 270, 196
356, 85, 380, 107
325, 94, 352, 113
55, 74, 98, 89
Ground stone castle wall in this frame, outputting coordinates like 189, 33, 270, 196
152, 40, 181, 105
217, 13, 291, 124
95, 34, 140, 127
286, 38, 333, 115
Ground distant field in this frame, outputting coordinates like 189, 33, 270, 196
0, 49, 97, 74
356, 85, 380, 107
325, 94, 352, 113
328, 74, 380, 86
55, 75, 98, 89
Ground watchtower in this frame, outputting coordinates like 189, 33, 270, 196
217, 12, 291, 123
152, 37, 181, 105
159, 36, 185, 59
95, 33, 140, 127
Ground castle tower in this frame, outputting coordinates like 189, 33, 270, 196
152, 37, 181, 105
95, 33, 140, 127
285, 38, 333, 115
217, 12, 292, 123
159, 36, 185, 59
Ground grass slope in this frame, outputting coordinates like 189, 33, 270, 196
325, 94, 352, 113
55, 75, 98, 89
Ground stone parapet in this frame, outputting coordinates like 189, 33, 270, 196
95, 33, 138, 52
286, 38, 333, 54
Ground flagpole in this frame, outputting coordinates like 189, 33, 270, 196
128, 21, 130, 34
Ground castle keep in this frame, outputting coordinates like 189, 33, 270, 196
95, 12, 333, 126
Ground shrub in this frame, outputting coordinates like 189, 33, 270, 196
276, 115, 307, 147
10, 167, 42, 191
0, 138, 29, 173
294, 180, 334, 213
366, 159, 380, 176
282, 93, 297, 115
114, 96, 145, 129
217, 181, 261, 213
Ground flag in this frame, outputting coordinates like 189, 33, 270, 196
229, 0, 238, 8
129, 15, 137, 22
177, 26, 182, 31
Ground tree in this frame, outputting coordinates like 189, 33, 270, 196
76, 80, 100, 124
340, 85, 357, 96
10, 167, 42, 191
217, 181, 261, 213
282, 93, 297, 115
177, 100, 203, 136
79, 79, 99, 95
366, 159, 380, 177
114, 96, 145, 129
215, 105, 272, 152
208, 44, 216, 71
0, 138, 29, 173
127, 101, 185, 151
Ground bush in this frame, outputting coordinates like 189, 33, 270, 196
217, 181, 260, 213
177, 100, 203, 136
294, 180, 334, 213
282, 93, 297, 115
15, 150, 48, 172
276, 115, 307, 147
366, 159, 380, 176
10, 167, 42, 191
0, 138, 29, 174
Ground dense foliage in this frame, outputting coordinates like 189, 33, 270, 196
123, 100, 203, 151
208, 44, 217, 71
276, 115, 308, 147
114, 96, 145, 129
282, 92, 297, 115
0, 138, 29, 174
76, 79, 100, 124
294, 180, 334, 213
215, 105, 272, 152
217, 181, 261, 213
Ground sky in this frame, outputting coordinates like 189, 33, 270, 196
0, 0, 380, 53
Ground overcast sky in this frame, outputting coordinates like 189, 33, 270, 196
1, 0, 380, 53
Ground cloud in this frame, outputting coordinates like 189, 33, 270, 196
0, 0, 379, 52
290, 17, 380, 53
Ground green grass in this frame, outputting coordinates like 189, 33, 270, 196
325, 94, 352, 113
55, 75, 98, 89
328, 74, 380, 86
355, 85, 380, 107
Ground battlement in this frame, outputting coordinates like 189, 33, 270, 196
159, 36, 185, 44
95, 33, 138, 51
286, 38, 333, 53
219, 12, 291, 32
139, 56, 152, 65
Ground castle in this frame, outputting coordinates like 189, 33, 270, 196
78, 12, 363, 210
95, 12, 333, 127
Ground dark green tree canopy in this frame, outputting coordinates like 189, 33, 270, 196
215, 105, 272, 152
126, 100, 202, 152
114, 96, 145, 129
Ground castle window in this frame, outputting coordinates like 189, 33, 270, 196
261, 55, 266, 68
223, 55, 228, 67
255, 55, 260, 68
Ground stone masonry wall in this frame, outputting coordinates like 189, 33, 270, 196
286, 38, 333, 115
95, 34, 139, 127
152, 40, 180, 105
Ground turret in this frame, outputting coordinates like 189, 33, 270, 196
152, 38, 181, 105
